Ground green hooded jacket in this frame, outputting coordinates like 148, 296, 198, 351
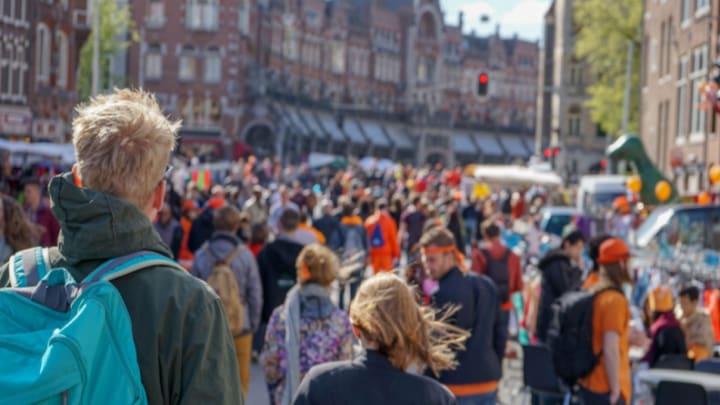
0, 173, 244, 404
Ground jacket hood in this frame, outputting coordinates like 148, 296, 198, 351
205, 232, 242, 260
49, 172, 172, 266
538, 249, 570, 271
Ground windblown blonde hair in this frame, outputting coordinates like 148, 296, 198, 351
350, 273, 469, 376
72, 88, 180, 208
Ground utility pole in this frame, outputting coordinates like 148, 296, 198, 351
91, 0, 100, 96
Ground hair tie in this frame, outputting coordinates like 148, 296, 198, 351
300, 262, 312, 281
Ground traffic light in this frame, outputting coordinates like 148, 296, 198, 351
477, 72, 489, 96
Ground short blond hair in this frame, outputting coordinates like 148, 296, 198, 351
72, 88, 180, 208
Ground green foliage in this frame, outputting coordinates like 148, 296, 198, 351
77, 0, 137, 102
574, 0, 642, 137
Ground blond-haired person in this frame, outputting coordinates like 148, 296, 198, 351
293, 273, 467, 405
262, 244, 353, 405
0, 89, 243, 404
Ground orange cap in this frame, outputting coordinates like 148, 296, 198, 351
648, 286, 674, 312
613, 196, 630, 212
597, 238, 630, 265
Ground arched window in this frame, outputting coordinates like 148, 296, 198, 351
56, 31, 68, 88
35, 23, 51, 83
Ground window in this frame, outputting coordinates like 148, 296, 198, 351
696, 0, 710, 16
665, 18, 672, 76
331, 42, 345, 74
283, 18, 297, 61
186, 0, 218, 31
659, 21, 666, 76
35, 23, 51, 83
568, 105, 581, 136
55, 31, 68, 88
204, 48, 221, 83
19, 0, 26, 21
147, 0, 165, 27
0, 44, 8, 96
10, 45, 18, 96
178, 47, 196, 81
17, 46, 25, 97
681, 0, 691, 23
677, 57, 688, 138
145, 45, 162, 80
238, 0, 249, 35
690, 46, 707, 134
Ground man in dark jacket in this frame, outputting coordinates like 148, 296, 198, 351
536, 230, 586, 343
420, 227, 506, 404
328, 199, 369, 310
313, 199, 339, 242
0, 89, 242, 404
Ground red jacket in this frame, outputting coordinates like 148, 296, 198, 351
471, 240, 523, 310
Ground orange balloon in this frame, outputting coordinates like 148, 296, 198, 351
627, 176, 642, 193
698, 191, 712, 205
710, 165, 720, 184
655, 181, 672, 202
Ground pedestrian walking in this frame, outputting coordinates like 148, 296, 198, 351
262, 244, 353, 405
293, 273, 467, 405
365, 199, 400, 273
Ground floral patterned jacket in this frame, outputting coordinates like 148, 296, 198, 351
261, 304, 353, 405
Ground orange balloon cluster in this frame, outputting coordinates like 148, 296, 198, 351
626, 176, 642, 193
655, 181, 672, 202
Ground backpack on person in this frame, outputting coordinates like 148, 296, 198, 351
479, 248, 511, 303
370, 223, 385, 248
204, 246, 246, 336
0, 247, 186, 405
340, 226, 367, 264
546, 287, 622, 385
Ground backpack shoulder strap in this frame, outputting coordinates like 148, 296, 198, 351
220, 245, 246, 266
8, 247, 50, 288
81, 250, 186, 284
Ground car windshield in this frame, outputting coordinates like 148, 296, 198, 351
541, 213, 573, 237
635, 206, 673, 248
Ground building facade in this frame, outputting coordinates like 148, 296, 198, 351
122, 0, 539, 166
0, 0, 31, 140
641, 0, 717, 196
535, 0, 607, 179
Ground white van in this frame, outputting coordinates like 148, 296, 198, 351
576, 175, 628, 215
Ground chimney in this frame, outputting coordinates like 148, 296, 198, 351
458, 11, 464, 32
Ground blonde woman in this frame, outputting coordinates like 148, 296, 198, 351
293, 273, 468, 405
262, 244, 353, 405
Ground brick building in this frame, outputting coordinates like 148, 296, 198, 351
0, 0, 32, 140
124, 0, 539, 165
641, 0, 716, 196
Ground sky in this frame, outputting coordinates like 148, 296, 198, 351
442, 0, 553, 42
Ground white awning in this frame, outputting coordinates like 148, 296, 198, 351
297, 110, 328, 139
384, 125, 414, 149
499, 136, 531, 158
360, 121, 391, 147
474, 133, 504, 156
284, 108, 311, 137
453, 134, 480, 154
343, 119, 367, 144
316, 113, 347, 142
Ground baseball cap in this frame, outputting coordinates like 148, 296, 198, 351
597, 238, 631, 265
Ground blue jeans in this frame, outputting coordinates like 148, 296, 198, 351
456, 391, 497, 405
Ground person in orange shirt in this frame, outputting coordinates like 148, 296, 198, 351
583, 234, 613, 290
177, 200, 199, 269
579, 238, 632, 405
364, 199, 400, 273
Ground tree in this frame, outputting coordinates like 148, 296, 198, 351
574, 0, 642, 137
77, 0, 137, 102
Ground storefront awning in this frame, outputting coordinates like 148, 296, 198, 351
285, 108, 312, 137
316, 113, 347, 142
474, 133, 504, 156
499, 136, 531, 158
359, 121, 391, 147
453, 133, 480, 154
383, 125, 414, 150
297, 109, 328, 140
343, 119, 367, 144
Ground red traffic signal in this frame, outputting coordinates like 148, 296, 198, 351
544, 149, 552, 158
477, 72, 489, 96
553, 147, 561, 156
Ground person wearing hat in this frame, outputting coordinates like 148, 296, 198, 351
578, 238, 632, 405
607, 196, 633, 239
640, 286, 687, 368
243, 185, 268, 226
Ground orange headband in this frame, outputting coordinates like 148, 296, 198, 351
299, 262, 312, 281
421, 245, 467, 272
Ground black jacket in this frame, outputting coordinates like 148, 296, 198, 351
430, 267, 505, 385
293, 350, 457, 405
188, 208, 214, 253
536, 249, 582, 343
313, 214, 340, 243
257, 236, 304, 322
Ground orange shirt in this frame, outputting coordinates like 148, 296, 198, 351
582, 272, 600, 290
579, 290, 631, 404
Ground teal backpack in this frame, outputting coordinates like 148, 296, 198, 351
0, 248, 185, 405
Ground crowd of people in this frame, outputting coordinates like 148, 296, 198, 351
1, 88, 720, 405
